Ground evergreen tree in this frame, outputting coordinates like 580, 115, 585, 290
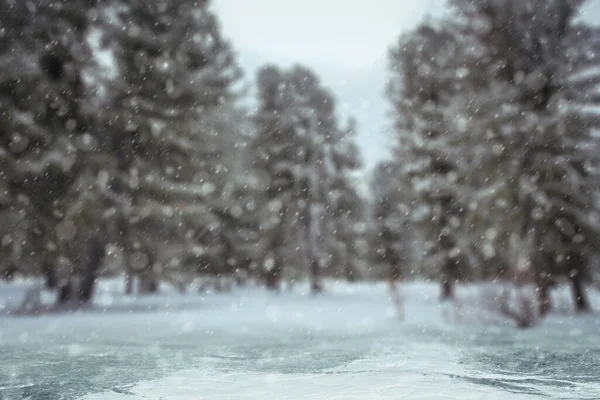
447, 0, 600, 313
326, 119, 366, 281
388, 24, 476, 300
388, 0, 600, 312
254, 64, 350, 291
0, 0, 106, 303
98, 0, 242, 293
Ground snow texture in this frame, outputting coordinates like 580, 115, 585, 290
1, 279, 599, 399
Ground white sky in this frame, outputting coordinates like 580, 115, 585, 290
213, 0, 600, 174
213, 0, 441, 172
215, 0, 433, 68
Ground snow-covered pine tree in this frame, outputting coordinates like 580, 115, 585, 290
97, 0, 242, 293
326, 118, 366, 281
388, 23, 477, 300
0, 0, 106, 302
447, 0, 600, 314
389, 0, 600, 313
254, 64, 345, 292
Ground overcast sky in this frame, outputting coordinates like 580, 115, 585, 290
213, 1, 600, 173
213, 0, 444, 173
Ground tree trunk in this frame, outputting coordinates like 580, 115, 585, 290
116, 209, 134, 295
306, 207, 323, 294
523, 191, 552, 317
389, 278, 404, 320
303, 164, 324, 294
533, 252, 551, 317
3, 264, 17, 281
339, 243, 356, 282
388, 253, 404, 318
148, 277, 158, 293
310, 259, 323, 294
265, 266, 281, 291
125, 269, 134, 295
441, 278, 454, 301
344, 258, 356, 282
564, 251, 590, 312
57, 280, 74, 306
570, 272, 590, 312
139, 272, 158, 294
531, 228, 551, 317
440, 256, 455, 301
345, 266, 357, 282
43, 261, 57, 289
78, 236, 105, 304
234, 265, 249, 287
139, 254, 158, 294
438, 222, 456, 302
389, 261, 402, 283
536, 275, 551, 317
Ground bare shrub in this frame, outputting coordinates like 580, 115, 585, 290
389, 280, 404, 320
440, 283, 540, 329
497, 286, 537, 328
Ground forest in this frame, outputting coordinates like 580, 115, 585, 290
1, 0, 600, 329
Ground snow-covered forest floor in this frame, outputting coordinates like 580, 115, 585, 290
1, 279, 600, 399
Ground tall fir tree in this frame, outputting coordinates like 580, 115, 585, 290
326, 118, 366, 281
448, 0, 600, 313
388, 24, 476, 300
388, 0, 600, 312
0, 0, 107, 303
97, 0, 242, 293
254, 64, 355, 291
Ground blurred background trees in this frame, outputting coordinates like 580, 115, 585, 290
0, 0, 368, 304
1, 0, 599, 321
383, 0, 600, 314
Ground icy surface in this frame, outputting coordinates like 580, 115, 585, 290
1, 281, 599, 399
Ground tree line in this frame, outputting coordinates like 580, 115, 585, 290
1, 0, 600, 320
0, 0, 367, 306
375, 0, 600, 317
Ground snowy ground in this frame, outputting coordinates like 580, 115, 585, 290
1, 279, 600, 399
